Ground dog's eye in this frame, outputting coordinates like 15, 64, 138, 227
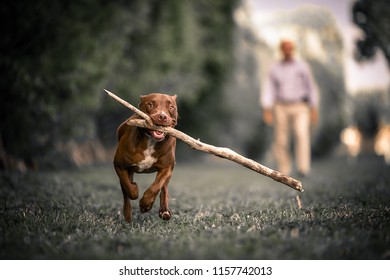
147, 103, 154, 108
169, 105, 175, 111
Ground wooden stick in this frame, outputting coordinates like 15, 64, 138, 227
296, 195, 303, 209
104, 90, 304, 192
127, 119, 303, 192
104, 89, 154, 126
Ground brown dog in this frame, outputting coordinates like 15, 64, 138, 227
113, 93, 178, 222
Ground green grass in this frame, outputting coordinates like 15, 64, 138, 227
1, 156, 389, 259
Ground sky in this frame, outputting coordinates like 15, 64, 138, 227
247, 0, 390, 94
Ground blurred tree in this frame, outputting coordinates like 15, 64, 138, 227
0, 0, 237, 168
352, 0, 390, 66
98, 0, 238, 154
0, 0, 121, 167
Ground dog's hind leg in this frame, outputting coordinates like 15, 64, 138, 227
114, 166, 139, 222
120, 185, 132, 222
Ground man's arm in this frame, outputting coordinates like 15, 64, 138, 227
303, 62, 319, 125
260, 67, 276, 125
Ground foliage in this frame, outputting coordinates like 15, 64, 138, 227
1, 0, 122, 165
97, 0, 237, 149
352, 90, 386, 138
352, 0, 390, 66
0, 0, 237, 167
1, 157, 389, 259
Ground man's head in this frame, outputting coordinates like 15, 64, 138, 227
280, 39, 295, 61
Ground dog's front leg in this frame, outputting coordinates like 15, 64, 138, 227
139, 167, 173, 215
159, 184, 172, 220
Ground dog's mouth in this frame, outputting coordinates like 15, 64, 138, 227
147, 123, 175, 141
148, 129, 166, 141
145, 116, 176, 141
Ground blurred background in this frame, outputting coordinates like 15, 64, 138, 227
1, 0, 389, 171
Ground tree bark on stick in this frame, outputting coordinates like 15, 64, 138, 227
104, 90, 304, 192
104, 89, 154, 126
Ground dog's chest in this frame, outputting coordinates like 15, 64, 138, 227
134, 139, 157, 172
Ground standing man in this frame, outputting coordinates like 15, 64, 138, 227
261, 39, 319, 177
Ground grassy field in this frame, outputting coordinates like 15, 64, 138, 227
1, 155, 389, 259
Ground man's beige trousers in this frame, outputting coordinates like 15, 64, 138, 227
273, 102, 311, 175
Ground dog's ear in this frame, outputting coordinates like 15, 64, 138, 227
171, 94, 177, 102
139, 95, 146, 110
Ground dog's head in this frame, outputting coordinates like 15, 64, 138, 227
139, 93, 178, 141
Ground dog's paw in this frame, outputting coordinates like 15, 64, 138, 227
159, 210, 172, 221
139, 203, 152, 213
139, 195, 155, 213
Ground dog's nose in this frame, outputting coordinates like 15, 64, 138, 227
158, 112, 168, 123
